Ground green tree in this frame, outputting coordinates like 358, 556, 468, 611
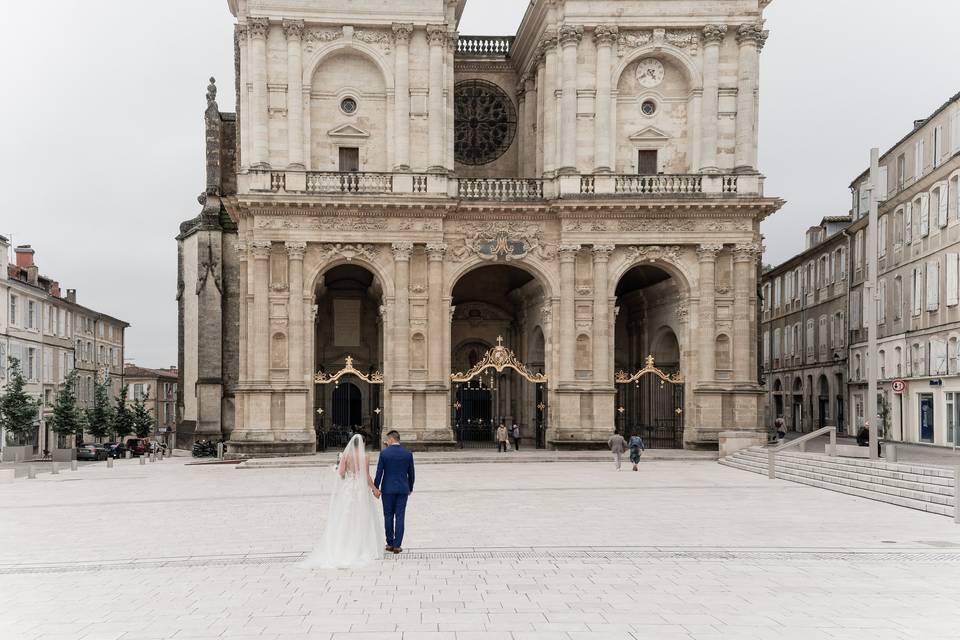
0, 358, 41, 446
48, 370, 83, 447
87, 377, 115, 442
113, 385, 135, 441
132, 393, 155, 439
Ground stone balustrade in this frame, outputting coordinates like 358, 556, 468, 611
458, 178, 544, 201
455, 35, 514, 57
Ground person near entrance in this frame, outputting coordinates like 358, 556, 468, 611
375, 430, 415, 554
774, 416, 786, 442
511, 423, 521, 451
628, 435, 645, 471
496, 423, 509, 452
607, 433, 628, 470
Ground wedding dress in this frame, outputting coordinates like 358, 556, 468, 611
301, 434, 384, 568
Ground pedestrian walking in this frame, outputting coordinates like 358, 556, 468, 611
496, 423, 509, 453
628, 434, 645, 471
607, 433, 628, 470
511, 423, 521, 451
774, 416, 786, 442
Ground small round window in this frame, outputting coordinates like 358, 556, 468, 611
340, 97, 358, 115
641, 100, 657, 116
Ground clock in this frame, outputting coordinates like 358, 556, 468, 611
636, 58, 665, 88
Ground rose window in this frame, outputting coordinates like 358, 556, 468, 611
454, 80, 517, 165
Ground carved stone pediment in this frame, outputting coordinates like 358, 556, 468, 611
629, 126, 670, 142
327, 123, 370, 138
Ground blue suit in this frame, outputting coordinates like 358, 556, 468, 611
375, 444, 415, 548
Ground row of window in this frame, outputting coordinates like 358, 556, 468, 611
763, 247, 847, 313
0, 342, 75, 384
848, 254, 960, 328
762, 312, 847, 368
74, 340, 119, 367
7, 294, 123, 342
850, 337, 960, 382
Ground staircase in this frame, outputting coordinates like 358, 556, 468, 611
720, 446, 957, 517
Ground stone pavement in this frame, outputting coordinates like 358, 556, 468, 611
1, 457, 959, 639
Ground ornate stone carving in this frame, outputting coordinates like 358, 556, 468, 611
558, 25, 583, 46
354, 29, 392, 52
448, 222, 555, 262
624, 245, 681, 265
539, 31, 559, 51
592, 244, 615, 261
696, 243, 724, 259
255, 217, 388, 231
305, 29, 341, 44
282, 19, 304, 40
249, 240, 273, 259
564, 219, 610, 232
235, 23, 248, 40
409, 283, 427, 294
617, 30, 652, 56
541, 305, 552, 324
426, 24, 448, 45
665, 30, 700, 53
391, 241, 414, 261
593, 25, 619, 46
392, 23, 413, 44
702, 24, 728, 44
248, 17, 270, 39
205, 77, 217, 107
454, 80, 517, 166
426, 243, 447, 261
576, 286, 592, 296
733, 242, 762, 261
269, 281, 289, 293
558, 243, 581, 262
317, 243, 378, 263
618, 218, 696, 233
284, 241, 306, 260
736, 23, 765, 45
196, 239, 222, 295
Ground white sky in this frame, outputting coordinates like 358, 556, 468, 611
2, 0, 959, 367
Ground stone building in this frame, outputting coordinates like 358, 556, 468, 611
0, 238, 128, 456
760, 217, 851, 435
123, 365, 179, 448
848, 91, 960, 447
177, 0, 783, 456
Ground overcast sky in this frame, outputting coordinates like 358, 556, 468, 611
2, 0, 959, 368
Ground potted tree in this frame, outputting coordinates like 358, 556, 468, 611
49, 370, 83, 462
113, 385, 135, 452
0, 358, 41, 462
87, 378, 115, 444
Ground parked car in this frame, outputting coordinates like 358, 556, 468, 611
125, 439, 148, 457
104, 442, 126, 459
76, 443, 108, 461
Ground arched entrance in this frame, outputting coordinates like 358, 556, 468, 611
791, 377, 803, 432
817, 375, 830, 429
313, 264, 384, 451
613, 264, 686, 448
450, 264, 549, 449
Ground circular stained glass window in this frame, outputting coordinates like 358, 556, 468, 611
340, 97, 358, 115
641, 99, 657, 116
454, 79, 517, 166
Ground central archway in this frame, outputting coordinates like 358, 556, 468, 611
449, 263, 549, 449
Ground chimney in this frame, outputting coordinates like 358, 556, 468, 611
66, 289, 77, 304
914, 119, 927, 130
49, 281, 61, 298
0, 235, 7, 282
15, 245, 34, 268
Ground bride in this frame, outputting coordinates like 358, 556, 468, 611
301, 434, 384, 568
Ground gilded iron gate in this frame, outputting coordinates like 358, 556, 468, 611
615, 356, 684, 449
314, 356, 384, 452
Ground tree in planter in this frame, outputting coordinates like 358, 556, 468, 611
0, 358, 41, 446
113, 385, 135, 442
132, 393, 155, 440
87, 378, 115, 442
48, 370, 84, 448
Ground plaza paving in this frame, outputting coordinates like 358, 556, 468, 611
1, 456, 959, 640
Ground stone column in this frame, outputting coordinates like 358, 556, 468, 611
392, 242, 413, 385
516, 80, 527, 176
392, 23, 413, 171
733, 243, 759, 382
248, 18, 271, 168
534, 53, 546, 176
558, 244, 580, 384
523, 74, 538, 177
558, 25, 582, 174
283, 20, 305, 169
426, 25, 447, 172
426, 243, 447, 383
541, 33, 559, 174
734, 24, 765, 173
592, 245, 614, 385
236, 25, 251, 168
237, 242, 249, 382
250, 241, 273, 382
697, 244, 723, 383
285, 242, 306, 382
592, 25, 617, 173
699, 24, 726, 173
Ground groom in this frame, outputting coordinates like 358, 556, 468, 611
375, 430, 415, 554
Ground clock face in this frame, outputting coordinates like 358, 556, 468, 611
636, 58, 665, 88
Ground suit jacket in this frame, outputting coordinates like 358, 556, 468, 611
375, 444, 415, 495
607, 435, 627, 453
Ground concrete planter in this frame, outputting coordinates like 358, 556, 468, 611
1, 445, 32, 463
52, 448, 76, 462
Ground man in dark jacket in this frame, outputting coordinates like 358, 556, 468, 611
375, 430, 415, 554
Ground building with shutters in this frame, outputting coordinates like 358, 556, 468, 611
760, 216, 852, 435
848, 91, 960, 448
123, 365, 179, 448
177, 0, 784, 456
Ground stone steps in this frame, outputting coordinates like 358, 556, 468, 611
720, 446, 957, 517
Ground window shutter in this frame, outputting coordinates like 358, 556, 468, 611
840, 249, 847, 279
953, 110, 960, 153
839, 312, 845, 347
878, 216, 887, 257
919, 193, 930, 237
913, 268, 923, 315
938, 183, 949, 227
947, 254, 959, 306
905, 202, 913, 243
927, 260, 940, 310
878, 279, 886, 324
915, 139, 924, 178
931, 338, 948, 375
877, 166, 888, 201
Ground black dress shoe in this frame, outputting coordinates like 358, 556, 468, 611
385, 545, 396, 552
392, 547, 402, 554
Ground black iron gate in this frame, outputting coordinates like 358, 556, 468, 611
616, 356, 684, 449
315, 356, 384, 452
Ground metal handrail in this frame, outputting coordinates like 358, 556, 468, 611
767, 426, 837, 479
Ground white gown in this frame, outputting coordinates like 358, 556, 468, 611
301, 434, 384, 569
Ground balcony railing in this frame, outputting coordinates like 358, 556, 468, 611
459, 178, 544, 201
616, 174, 703, 195
456, 36, 514, 57
304, 172, 394, 194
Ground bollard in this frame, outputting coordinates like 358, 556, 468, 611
71, 460, 78, 471
51, 463, 59, 475
886, 444, 898, 463
107, 457, 114, 469
27, 465, 36, 479
217, 442, 224, 459
126, 450, 132, 459
139, 455, 146, 466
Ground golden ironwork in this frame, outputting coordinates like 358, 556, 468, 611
314, 356, 384, 385
451, 336, 548, 384
615, 355, 684, 385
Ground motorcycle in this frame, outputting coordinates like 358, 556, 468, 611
191, 440, 217, 458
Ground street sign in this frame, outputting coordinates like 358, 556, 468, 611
930, 379, 943, 387
892, 379, 906, 394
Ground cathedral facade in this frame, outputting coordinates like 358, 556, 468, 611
177, 0, 782, 456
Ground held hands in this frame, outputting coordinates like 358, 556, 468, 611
372, 488, 381, 499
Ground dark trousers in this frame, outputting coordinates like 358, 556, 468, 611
498, 441, 507, 452
512, 436, 520, 451
382, 493, 409, 548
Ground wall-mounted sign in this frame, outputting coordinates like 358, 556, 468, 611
929, 379, 943, 387
891, 379, 906, 394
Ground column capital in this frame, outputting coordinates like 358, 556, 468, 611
426, 242, 447, 261
235, 23, 249, 41
250, 240, 272, 259
236, 241, 248, 259
426, 24, 448, 45
696, 243, 724, 260
593, 24, 619, 46
558, 25, 583, 46
284, 241, 307, 260
736, 23, 765, 45
702, 24, 728, 44
392, 22, 414, 44
558, 243, 581, 262
248, 17, 270, 40
592, 244, 615, 261
392, 241, 414, 261
733, 242, 762, 261
282, 19, 305, 40
541, 305, 552, 325
539, 31, 559, 52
